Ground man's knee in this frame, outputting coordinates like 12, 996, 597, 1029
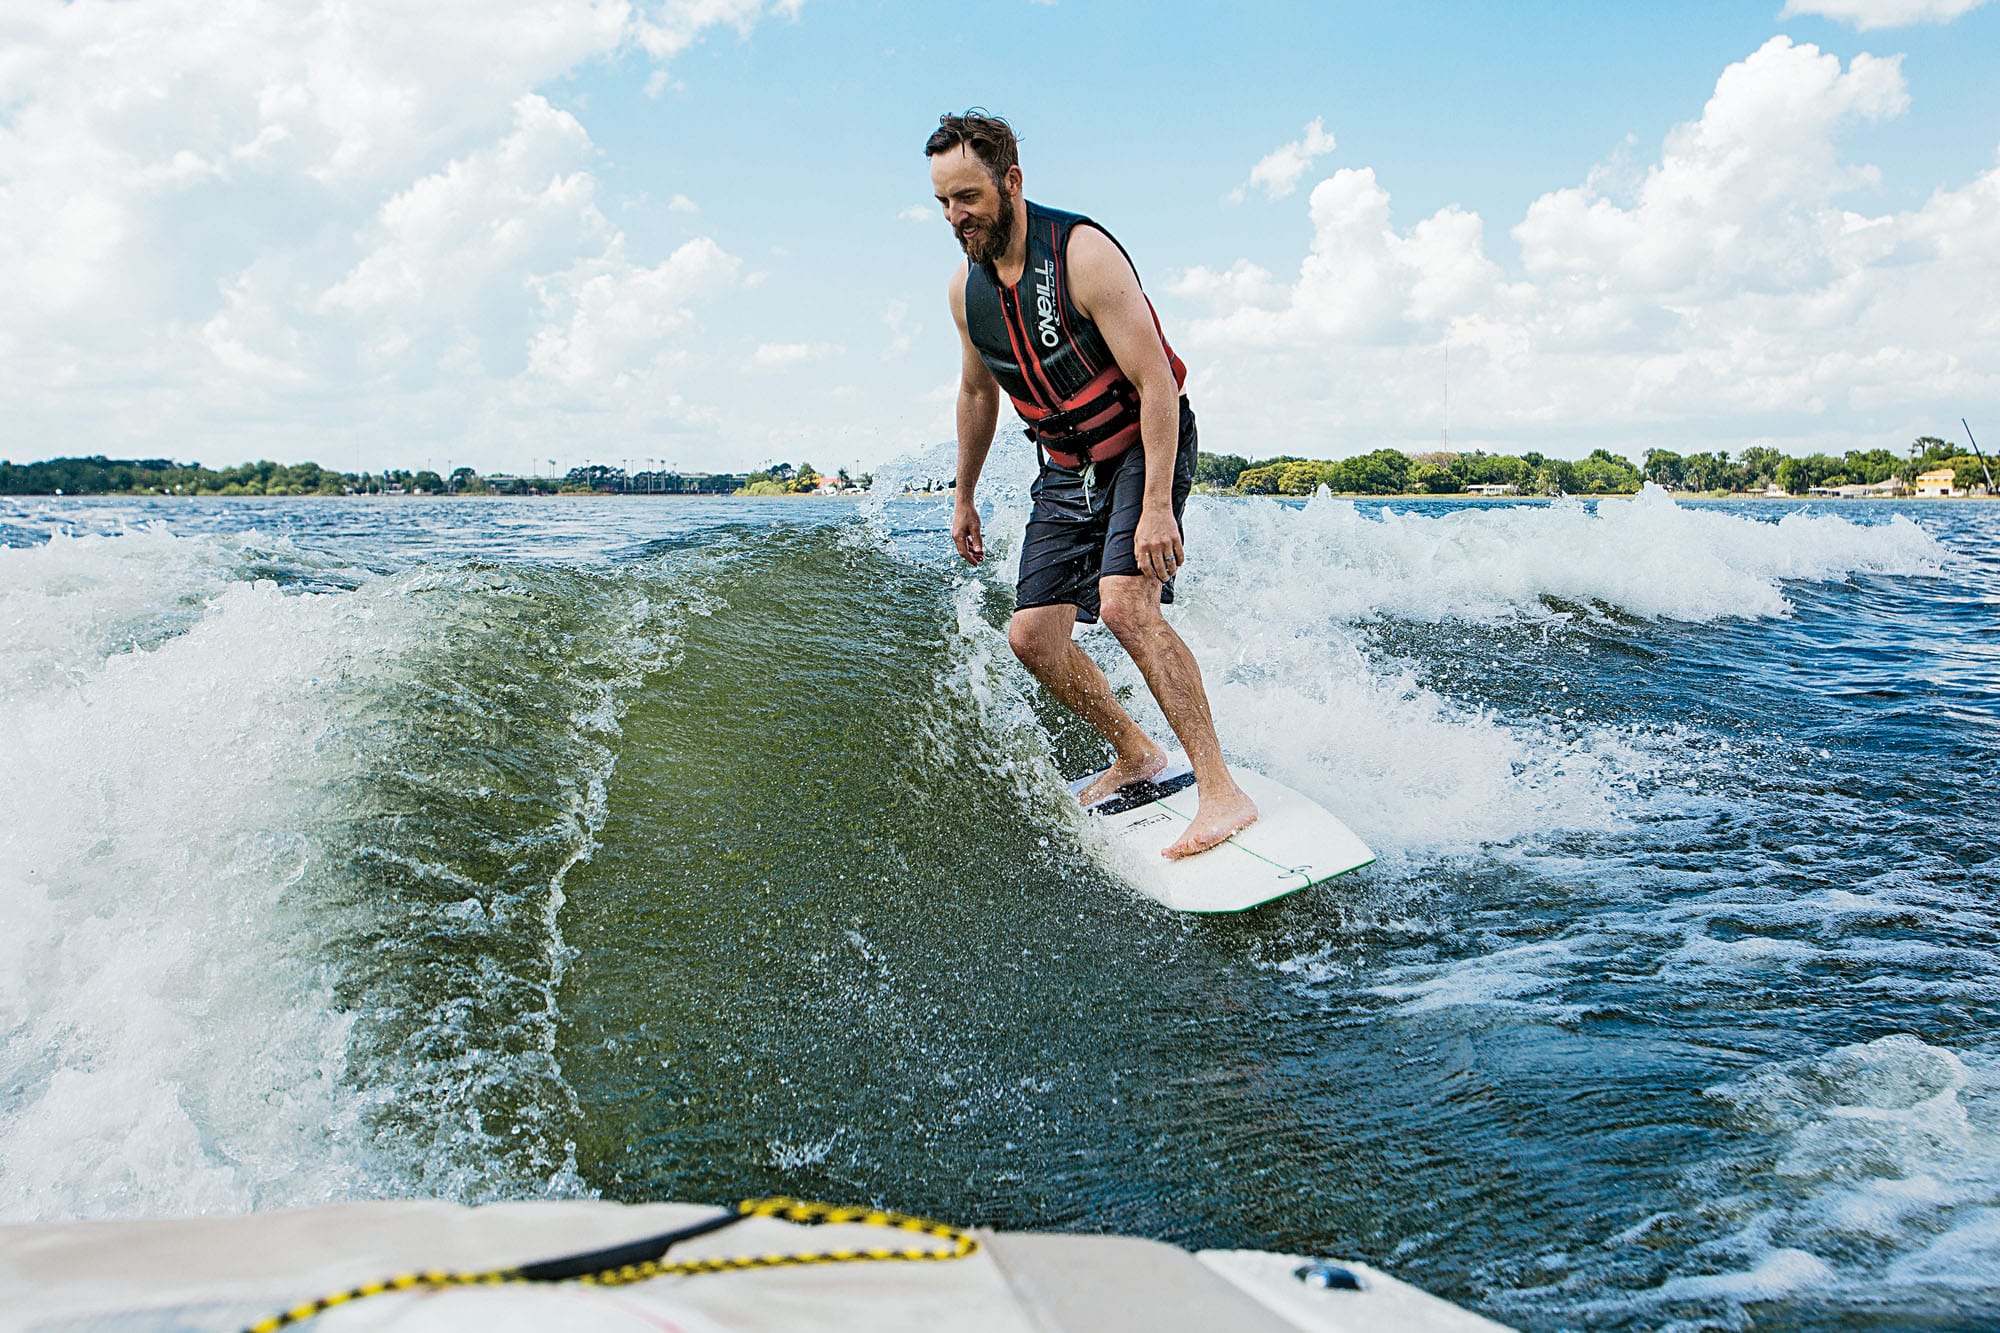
1097, 579, 1163, 644
1008, 610, 1069, 673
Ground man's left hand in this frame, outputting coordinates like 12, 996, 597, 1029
1133, 507, 1184, 584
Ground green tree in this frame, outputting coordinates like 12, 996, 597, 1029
1840, 449, 1898, 485
1336, 448, 1412, 494
1234, 460, 1295, 494
1644, 449, 1686, 488
1738, 446, 1784, 489
1411, 461, 1461, 493
411, 470, 445, 494
1194, 451, 1249, 487
1912, 436, 1957, 470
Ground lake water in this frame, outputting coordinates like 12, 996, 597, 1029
2, 474, 1994, 1330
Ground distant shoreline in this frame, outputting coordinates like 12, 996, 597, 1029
11, 488, 1995, 503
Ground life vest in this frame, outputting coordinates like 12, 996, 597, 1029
964, 201, 1187, 469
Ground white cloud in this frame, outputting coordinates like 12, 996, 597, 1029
1228, 117, 1337, 203
747, 341, 840, 368
899, 204, 935, 222
667, 193, 700, 213
0, 0, 801, 469
1513, 38, 1907, 296
528, 237, 743, 387
1168, 37, 2000, 459
1181, 168, 1506, 346
320, 96, 605, 321
1780, 0, 1991, 29
633, 0, 805, 61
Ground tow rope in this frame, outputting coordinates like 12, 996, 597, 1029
243, 1196, 980, 1333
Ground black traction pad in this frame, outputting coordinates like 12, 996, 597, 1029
1078, 767, 1198, 816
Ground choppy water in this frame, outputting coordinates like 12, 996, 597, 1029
2, 467, 1995, 1331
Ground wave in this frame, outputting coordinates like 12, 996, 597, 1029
0, 525, 715, 1218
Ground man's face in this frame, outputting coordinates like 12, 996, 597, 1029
930, 147, 1016, 266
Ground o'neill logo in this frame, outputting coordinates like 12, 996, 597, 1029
1033, 258, 1060, 348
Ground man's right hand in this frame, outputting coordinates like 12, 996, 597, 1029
952, 501, 984, 565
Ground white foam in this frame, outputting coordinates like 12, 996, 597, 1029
0, 526, 684, 1220
1371, 938, 1592, 1019
1132, 495, 1716, 855
0, 525, 254, 696
1183, 485, 1944, 626
1650, 1245, 1839, 1302
1679, 1037, 2000, 1308
0, 563, 410, 1219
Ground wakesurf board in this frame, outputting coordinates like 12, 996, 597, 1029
1070, 758, 1374, 913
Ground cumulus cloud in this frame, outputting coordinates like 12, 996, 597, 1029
1179, 168, 1506, 344
0, 0, 796, 467
321, 97, 605, 322
529, 237, 743, 386
1228, 117, 1338, 203
899, 204, 935, 222
1780, 0, 1991, 29
1168, 37, 2000, 459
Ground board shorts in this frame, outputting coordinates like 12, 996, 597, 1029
1015, 397, 1197, 625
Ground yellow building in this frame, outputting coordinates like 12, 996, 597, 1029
1916, 467, 1958, 497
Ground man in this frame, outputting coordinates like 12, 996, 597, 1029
926, 110, 1257, 860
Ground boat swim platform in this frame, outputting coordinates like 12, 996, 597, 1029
0, 1196, 1513, 1332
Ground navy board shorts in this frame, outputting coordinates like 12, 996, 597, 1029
1015, 397, 1198, 625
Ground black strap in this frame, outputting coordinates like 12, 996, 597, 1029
513, 1209, 749, 1282
1043, 411, 1133, 454
1028, 380, 1136, 438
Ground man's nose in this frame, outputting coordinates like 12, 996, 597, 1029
944, 204, 966, 227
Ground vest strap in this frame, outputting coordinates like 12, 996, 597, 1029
1025, 380, 1137, 441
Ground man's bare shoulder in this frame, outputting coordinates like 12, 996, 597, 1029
1065, 224, 1140, 314
946, 259, 970, 315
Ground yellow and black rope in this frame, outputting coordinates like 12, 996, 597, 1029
244, 1196, 978, 1333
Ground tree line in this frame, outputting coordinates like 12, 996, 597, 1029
1192, 435, 1986, 496
1195, 447, 1645, 496
1641, 437, 1986, 494
0, 456, 482, 496
0, 455, 887, 498
4, 437, 1983, 499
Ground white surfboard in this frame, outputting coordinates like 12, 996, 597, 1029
1070, 759, 1375, 913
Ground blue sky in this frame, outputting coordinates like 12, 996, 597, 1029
3, 0, 1997, 478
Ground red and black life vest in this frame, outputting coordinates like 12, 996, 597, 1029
964, 200, 1187, 469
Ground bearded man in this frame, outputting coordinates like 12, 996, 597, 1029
926, 110, 1257, 860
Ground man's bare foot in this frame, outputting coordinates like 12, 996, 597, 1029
1077, 745, 1169, 806
1164, 782, 1259, 859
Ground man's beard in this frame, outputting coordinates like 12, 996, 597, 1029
958, 185, 1016, 266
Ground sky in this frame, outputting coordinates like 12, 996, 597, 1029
2, 0, 1997, 479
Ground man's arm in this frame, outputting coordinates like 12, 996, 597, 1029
950, 263, 1001, 565
1065, 227, 1182, 584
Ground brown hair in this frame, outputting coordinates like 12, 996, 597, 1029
924, 110, 1019, 190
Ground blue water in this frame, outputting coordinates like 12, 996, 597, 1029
1, 485, 1993, 1330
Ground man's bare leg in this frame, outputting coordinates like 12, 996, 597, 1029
1008, 603, 1168, 805
1098, 575, 1258, 859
